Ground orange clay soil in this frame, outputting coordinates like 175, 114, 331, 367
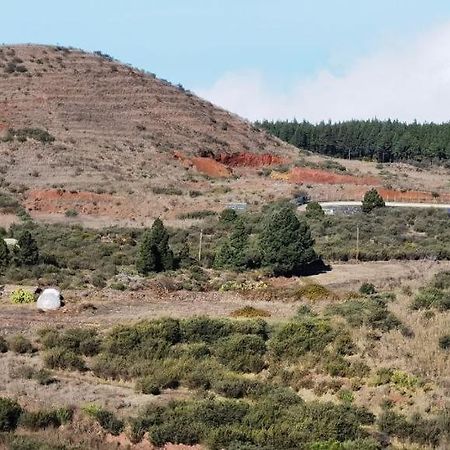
287, 167, 380, 185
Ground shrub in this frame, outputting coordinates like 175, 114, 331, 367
83, 404, 124, 436
214, 334, 266, 373
296, 282, 335, 301
136, 377, 161, 395
0, 336, 8, 353
230, 306, 271, 318
19, 408, 68, 430
439, 334, 450, 350
64, 209, 78, 217
8, 335, 33, 354
43, 348, 86, 371
177, 210, 217, 220
10, 288, 35, 304
412, 287, 450, 311
0, 397, 22, 431
269, 318, 335, 361
212, 375, 265, 399
359, 282, 376, 295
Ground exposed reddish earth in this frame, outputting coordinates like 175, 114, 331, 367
25, 189, 125, 216
191, 157, 232, 177
216, 152, 285, 167
287, 167, 380, 185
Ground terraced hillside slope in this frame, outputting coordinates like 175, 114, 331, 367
0, 44, 298, 226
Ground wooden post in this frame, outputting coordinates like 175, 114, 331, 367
356, 224, 360, 262
198, 228, 203, 262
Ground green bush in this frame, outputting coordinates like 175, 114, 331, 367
19, 407, 72, 430
214, 334, 266, 373
412, 287, 450, 311
83, 404, 123, 436
8, 335, 33, 354
269, 318, 335, 361
43, 348, 86, 371
0, 397, 23, 431
359, 282, 376, 295
10, 288, 35, 304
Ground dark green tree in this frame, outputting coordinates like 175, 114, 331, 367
16, 231, 39, 266
259, 207, 317, 276
219, 208, 238, 224
0, 239, 9, 268
362, 189, 385, 213
305, 202, 325, 219
136, 219, 174, 274
214, 218, 249, 269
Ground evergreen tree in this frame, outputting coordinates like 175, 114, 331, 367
136, 218, 174, 274
0, 238, 9, 268
305, 202, 325, 219
16, 231, 39, 266
214, 218, 249, 269
362, 189, 385, 213
177, 242, 194, 269
259, 207, 317, 276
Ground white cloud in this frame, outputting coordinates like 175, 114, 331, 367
196, 22, 450, 122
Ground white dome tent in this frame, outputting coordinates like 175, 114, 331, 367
36, 288, 62, 311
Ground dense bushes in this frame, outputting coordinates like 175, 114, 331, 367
412, 287, 450, 311
131, 397, 375, 449
269, 317, 335, 361
327, 295, 404, 333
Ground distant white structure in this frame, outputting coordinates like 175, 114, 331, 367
3, 238, 18, 248
37, 288, 61, 311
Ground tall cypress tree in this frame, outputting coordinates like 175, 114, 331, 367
136, 218, 174, 274
17, 231, 39, 266
259, 207, 317, 276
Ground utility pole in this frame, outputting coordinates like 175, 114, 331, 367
198, 228, 203, 262
356, 224, 360, 262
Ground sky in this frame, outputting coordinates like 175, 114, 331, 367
3, 1, 450, 122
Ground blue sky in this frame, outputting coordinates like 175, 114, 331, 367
3, 1, 450, 121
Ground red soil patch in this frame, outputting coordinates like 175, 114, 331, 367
216, 152, 284, 167
25, 189, 123, 216
174, 151, 282, 177
191, 157, 231, 178
353, 187, 450, 203
288, 167, 379, 185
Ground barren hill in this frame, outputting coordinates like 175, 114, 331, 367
0, 44, 299, 226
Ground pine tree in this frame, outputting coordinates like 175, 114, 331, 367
0, 238, 9, 268
17, 231, 39, 266
214, 218, 249, 269
259, 207, 317, 276
362, 189, 385, 213
136, 218, 174, 274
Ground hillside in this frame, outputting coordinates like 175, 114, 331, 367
0, 44, 298, 226
1, 45, 450, 228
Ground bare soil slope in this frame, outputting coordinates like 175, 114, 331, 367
0, 44, 297, 224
